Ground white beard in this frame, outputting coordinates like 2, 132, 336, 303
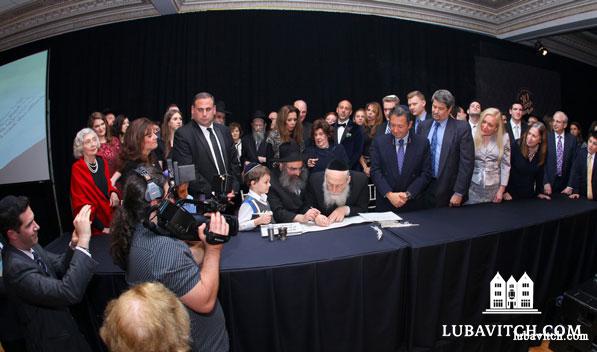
253, 131, 265, 145
323, 182, 350, 209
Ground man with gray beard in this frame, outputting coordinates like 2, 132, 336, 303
268, 141, 321, 223
241, 112, 267, 165
305, 159, 370, 226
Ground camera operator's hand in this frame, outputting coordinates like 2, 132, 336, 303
198, 212, 229, 250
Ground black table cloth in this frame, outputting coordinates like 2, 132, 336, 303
218, 224, 409, 352
388, 196, 597, 351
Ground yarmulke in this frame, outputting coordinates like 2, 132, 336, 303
327, 159, 349, 171
243, 162, 261, 175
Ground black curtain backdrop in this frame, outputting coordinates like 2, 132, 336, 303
0, 10, 596, 238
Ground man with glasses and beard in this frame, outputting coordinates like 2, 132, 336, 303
304, 159, 369, 226
268, 141, 320, 223
241, 112, 268, 165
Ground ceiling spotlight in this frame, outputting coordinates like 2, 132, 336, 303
534, 40, 548, 56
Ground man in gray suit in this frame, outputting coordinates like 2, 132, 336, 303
0, 196, 97, 352
417, 89, 474, 208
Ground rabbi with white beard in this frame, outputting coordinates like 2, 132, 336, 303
304, 159, 370, 226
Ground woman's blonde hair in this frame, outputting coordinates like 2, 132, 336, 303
100, 282, 190, 352
473, 107, 506, 161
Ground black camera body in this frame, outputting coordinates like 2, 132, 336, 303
148, 160, 238, 245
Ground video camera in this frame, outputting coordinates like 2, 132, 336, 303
147, 160, 238, 245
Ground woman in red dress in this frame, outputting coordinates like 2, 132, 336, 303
88, 112, 121, 180
70, 128, 120, 235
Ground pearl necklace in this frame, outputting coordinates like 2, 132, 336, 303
86, 160, 98, 174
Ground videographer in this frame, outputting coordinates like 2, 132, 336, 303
110, 166, 229, 352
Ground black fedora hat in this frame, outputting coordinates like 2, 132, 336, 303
215, 101, 231, 114
277, 141, 302, 163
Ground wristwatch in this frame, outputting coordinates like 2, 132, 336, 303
405, 191, 413, 200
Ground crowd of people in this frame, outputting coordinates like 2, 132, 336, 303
1, 88, 596, 351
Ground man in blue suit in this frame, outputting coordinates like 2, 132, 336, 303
417, 89, 474, 208
544, 111, 578, 195
333, 99, 364, 170
569, 131, 597, 200
370, 106, 432, 212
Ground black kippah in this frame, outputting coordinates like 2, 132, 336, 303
243, 162, 260, 175
327, 159, 349, 171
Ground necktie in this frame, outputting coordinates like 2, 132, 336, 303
514, 125, 520, 140
385, 122, 390, 134
430, 122, 440, 177
415, 119, 420, 134
588, 154, 593, 200
337, 123, 347, 142
396, 139, 405, 174
33, 251, 48, 274
207, 127, 226, 175
556, 135, 563, 176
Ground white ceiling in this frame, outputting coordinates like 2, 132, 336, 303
0, 0, 596, 66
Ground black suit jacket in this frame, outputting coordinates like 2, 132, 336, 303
417, 118, 474, 207
506, 145, 544, 199
240, 133, 267, 164
172, 121, 241, 197
544, 132, 577, 191
375, 121, 390, 139
333, 120, 364, 170
304, 171, 370, 216
505, 119, 528, 146
268, 168, 309, 223
568, 148, 597, 198
370, 133, 432, 212
2, 244, 97, 352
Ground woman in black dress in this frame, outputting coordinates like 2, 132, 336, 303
504, 122, 550, 200
304, 119, 348, 173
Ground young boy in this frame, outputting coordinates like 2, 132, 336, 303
238, 163, 273, 231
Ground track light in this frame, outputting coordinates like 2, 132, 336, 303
534, 40, 548, 56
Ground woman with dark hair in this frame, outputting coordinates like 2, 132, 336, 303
88, 112, 120, 177
113, 114, 130, 144
110, 169, 230, 352
159, 110, 183, 161
569, 121, 586, 148
116, 117, 159, 188
265, 105, 304, 168
304, 119, 349, 173
70, 128, 119, 235
359, 102, 384, 176
504, 122, 550, 200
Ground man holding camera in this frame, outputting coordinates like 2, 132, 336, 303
172, 91, 240, 200
110, 168, 230, 352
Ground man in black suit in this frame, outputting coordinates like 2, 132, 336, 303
333, 99, 364, 170
505, 102, 528, 146
375, 94, 400, 138
294, 99, 312, 146
569, 131, 597, 200
407, 90, 428, 134
371, 106, 432, 212
544, 111, 577, 195
304, 159, 369, 225
172, 92, 240, 199
241, 112, 267, 165
0, 197, 97, 352
417, 89, 474, 208
268, 141, 321, 223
